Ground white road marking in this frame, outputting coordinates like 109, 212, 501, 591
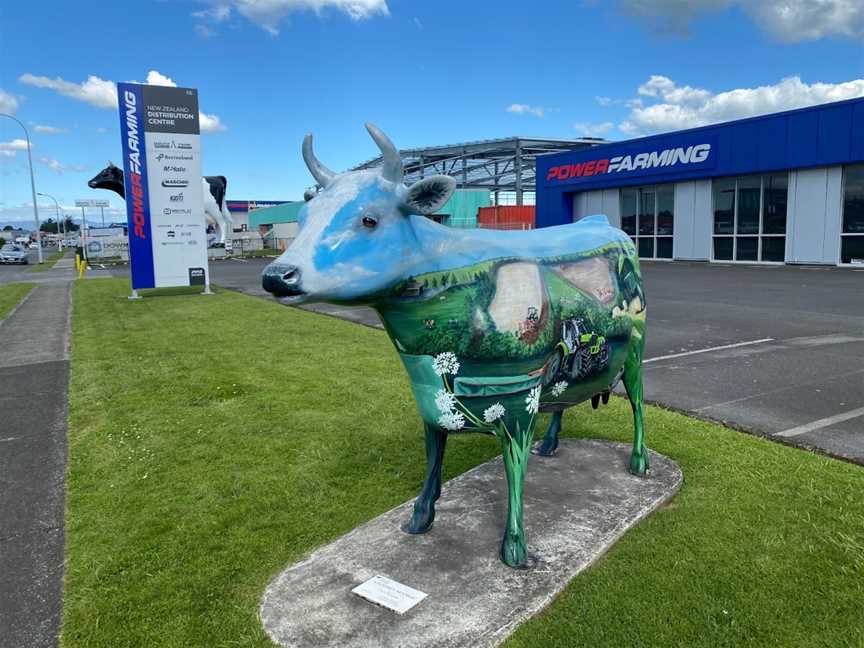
775, 406, 864, 438
644, 338, 774, 364
695, 368, 864, 412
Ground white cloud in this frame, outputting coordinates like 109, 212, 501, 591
573, 121, 614, 136
195, 23, 217, 38
33, 125, 69, 134
619, 75, 864, 135
506, 103, 547, 118
200, 112, 227, 132
36, 156, 87, 174
616, 0, 864, 42
0, 139, 30, 158
145, 70, 177, 87
19, 73, 117, 109
18, 70, 227, 133
0, 89, 19, 115
194, 0, 389, 35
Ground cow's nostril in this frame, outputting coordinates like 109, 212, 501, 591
262, 263, 304, 297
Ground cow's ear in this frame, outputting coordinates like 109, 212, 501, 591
401, 175, 456, 216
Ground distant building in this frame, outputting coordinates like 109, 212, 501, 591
226, 200, 291, 232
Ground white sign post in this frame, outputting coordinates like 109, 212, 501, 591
117, 82, 210, 297
75, 199, 110, 208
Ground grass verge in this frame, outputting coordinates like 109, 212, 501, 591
0, 282, 36, 320
65, 278, 864, 647
28, 248, 67, 272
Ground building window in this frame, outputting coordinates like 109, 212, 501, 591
712, 173, 787, 263
841, 164, 864, 265
620, 185, 674, 259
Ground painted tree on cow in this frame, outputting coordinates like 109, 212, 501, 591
262, 124, 648, 568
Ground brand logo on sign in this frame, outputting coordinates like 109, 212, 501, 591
163, 165, 186, 173
156, 153, 193, 162
169, 192, 184, 202
123, 90, 147, 239
547, 143, 712, 182
162, 178, 189, 188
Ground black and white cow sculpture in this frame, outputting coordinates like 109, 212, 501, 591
87, 162, 234, 245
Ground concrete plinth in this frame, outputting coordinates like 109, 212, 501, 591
260, 439, 682, 648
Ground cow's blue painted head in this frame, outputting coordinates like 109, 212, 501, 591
263, 124, 455, 303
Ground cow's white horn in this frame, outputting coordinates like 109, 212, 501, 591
365, 122, 403, 183
302, 133, 336, 188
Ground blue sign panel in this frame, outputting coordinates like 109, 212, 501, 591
117, 82, 155, 289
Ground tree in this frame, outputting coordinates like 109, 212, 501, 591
40, 218, 58, 234
2, 225, 13, 231
0, 237, 5, 247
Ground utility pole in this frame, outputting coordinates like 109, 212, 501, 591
1, 113, 43, 263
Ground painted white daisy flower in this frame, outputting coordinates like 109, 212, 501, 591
438, 410, 465, 431
483, 402, 506, 423
435, 389, 457, 414
525, 385, 541, 415
432, 352, 460, 376
551, 381, 568, 398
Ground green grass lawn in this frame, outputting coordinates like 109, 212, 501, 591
28, 248, 67, 272
65, 278, 864, 648
0, 282, 35, 320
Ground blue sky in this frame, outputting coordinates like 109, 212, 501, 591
1, 0, 862, 226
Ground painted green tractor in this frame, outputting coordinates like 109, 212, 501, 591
543, 317, 610, 385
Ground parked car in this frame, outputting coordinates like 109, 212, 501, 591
0, 244, 29, 264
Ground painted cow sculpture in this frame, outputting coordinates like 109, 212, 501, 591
263, 124, 648, 568
87, 162, 235, 244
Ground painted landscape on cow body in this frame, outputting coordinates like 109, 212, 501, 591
374, 237, 646, 432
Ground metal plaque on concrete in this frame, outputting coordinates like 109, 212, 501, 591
351, 575, 427, 615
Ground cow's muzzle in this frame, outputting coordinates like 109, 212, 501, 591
262, 263, 304, 298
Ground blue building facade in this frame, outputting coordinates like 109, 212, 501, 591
536, 98, 864, 265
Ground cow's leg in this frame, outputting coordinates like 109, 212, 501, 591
404, 424, 447, 535
532, 410, 562, 456
499, 417, 536, 568
622, 335, 649, 477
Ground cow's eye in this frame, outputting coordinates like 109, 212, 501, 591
361, 216, 378, 228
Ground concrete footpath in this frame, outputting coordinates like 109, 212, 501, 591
0, 281, 72, 648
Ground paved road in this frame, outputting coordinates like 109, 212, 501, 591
111, 257, 864, 463
0, 275, 72, 648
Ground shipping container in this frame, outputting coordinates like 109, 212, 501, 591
477, 206, 535, 230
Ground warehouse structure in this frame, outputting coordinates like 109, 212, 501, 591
353, 136, 603, 210
536, 98, 864, 266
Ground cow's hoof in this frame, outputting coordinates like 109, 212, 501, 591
402, 508, 434, 535
629, 450, 650, 477
500, 532, 528, 568
531, 438, 558, 456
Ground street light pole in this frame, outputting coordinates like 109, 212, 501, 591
0, 113, 43, 263
37, 191, 62, 247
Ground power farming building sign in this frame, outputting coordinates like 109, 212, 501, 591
543, 134, 718, 188
117, 82, 208, 289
